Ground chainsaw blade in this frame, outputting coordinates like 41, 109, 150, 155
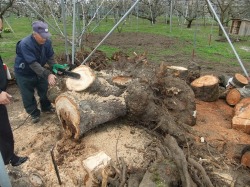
64, 71, 81, 79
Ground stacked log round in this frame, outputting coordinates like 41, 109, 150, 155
190, 75, 219, 102
232, 97, 250, 134
226, 87, 250, 106
231, 73, 249, 88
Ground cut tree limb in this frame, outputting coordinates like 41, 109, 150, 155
218, 73, 248, 89
231, 73, 249, 88
191, 75, 219, 102
55, 93, 126, 139
226, 87, 250, 106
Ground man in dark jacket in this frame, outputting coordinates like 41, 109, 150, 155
0, 55, 28, 166
14, 20, 57, 123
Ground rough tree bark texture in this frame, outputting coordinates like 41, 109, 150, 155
226, 87, 250, 106
51, 60, 197, 142
55, 93, 126, 139
191, 75, 219, 102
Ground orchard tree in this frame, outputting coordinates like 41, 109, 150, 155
0, 0, 15, 37
206, 0, 250, 36
174, 0, 201, 28
132, 0, 167, 24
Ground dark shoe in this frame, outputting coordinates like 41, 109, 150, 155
11, 156, 28, 167
42, 107, 55, 114
31, 116, 40, 123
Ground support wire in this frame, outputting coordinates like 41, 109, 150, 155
206, 0, 249, 78
81, 0, 141, 65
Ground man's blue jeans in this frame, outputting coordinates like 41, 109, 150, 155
15, 73, 52, 117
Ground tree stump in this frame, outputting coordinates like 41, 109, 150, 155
226, 87, 250, 106
55, 93, 126, 139
232, 97, 250, 134
166, 66, 188, 80
157, 63, 188, 80
190, 75, 219, 102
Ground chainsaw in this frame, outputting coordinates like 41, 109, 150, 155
52, 64, 80, 79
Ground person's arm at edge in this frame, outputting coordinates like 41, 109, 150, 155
29, 62, 57, 86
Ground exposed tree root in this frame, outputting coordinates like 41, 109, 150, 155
164, 134, 197, 187
188, 158, 214, 187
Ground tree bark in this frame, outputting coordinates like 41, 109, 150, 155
191, 75, 219, 102
231, 73, 249, 88
226, 87, 250, 106
55, 93, 126, 139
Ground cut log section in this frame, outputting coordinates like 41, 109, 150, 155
231, 73, 249, 87
66, 65, 96, 92
55, 93, 127, 139
190, 75, 219, 102
226, 87, 250, 106
232, 97, 250, 134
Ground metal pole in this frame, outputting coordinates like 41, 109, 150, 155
170, 0, 173, 32
61, 0, 70, 63
206, 0, 249, 78
72, 0, 76, 65
81, 0, 141, 65
0, 152, 12, 187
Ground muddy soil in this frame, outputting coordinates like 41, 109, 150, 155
5, 32, 250, 186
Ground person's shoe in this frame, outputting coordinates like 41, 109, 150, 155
42, 107, 55, 114
31, 116, 40, 123
10, 156, 28, 167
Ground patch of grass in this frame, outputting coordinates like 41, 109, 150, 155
1, 15, 250, 69
98, 45, 119, 58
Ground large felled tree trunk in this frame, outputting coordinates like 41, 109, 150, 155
55, 93, 126, 139
53, 65, 126, 139
52, 59, 197, 142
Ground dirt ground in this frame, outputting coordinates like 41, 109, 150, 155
5, 33, 250, 186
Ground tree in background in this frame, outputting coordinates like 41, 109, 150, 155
0, 0, 14, 38
206, 0, 250, 36
174, 0, 201, 28
132, 0, 167, 24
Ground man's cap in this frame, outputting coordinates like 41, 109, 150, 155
32, 21, 51, 39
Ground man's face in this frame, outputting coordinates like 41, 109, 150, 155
34, 32, 47, 44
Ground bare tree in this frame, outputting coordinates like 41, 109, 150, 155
206, 0, 250, 36
132, 0, 167, 24
0, 0, 15, 37
175, 0, 200, 28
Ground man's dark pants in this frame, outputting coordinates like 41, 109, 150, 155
0, 105, 14, 164
15, 73, 52, 117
